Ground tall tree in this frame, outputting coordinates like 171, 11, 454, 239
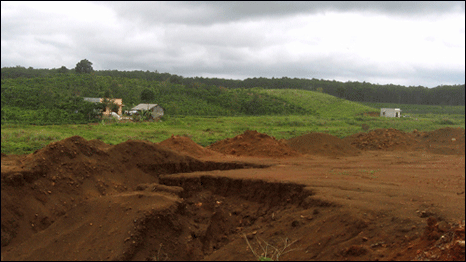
57, 66, 69, 74
75, 59, 93, 74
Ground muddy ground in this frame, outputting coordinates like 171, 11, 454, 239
1, 127, 465, 261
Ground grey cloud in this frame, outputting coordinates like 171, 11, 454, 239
1, 1, 464, 88
105, 1, 465, 26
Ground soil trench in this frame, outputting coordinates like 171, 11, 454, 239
129, 176, 318, 261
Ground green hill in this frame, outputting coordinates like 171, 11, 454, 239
1, 74, 378, 124
256, 88, 378, 118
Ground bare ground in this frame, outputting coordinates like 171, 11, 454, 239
1, 128, 464, 261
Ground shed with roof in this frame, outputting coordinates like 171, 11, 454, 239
129, 103, 164, 118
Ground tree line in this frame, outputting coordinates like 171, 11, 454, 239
1, 59, 464, 107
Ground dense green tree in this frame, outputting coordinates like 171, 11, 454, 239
75, 59, 93, 74
140, 89, 155, 102
104, 89, 112, 98
57, 66, 69, 74
169, 75, 182, 84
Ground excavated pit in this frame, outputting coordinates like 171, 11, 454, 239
2, 173, 334, 261
117, 175, 331, 261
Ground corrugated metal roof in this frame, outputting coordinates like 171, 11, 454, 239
131, 103, 159, 111
83, 97, 101, 103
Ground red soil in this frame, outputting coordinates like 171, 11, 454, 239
344, 127, 465, 155
158, 135, 221, 158
1, 128, 464, 261
207, 130, 300, 157
286, 132, 361, 157
417, 127, 465, 155
343, 128, 419, 151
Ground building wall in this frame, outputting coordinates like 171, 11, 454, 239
100, 98, 123, 116
380, 108, 401, 118
151, 106, 164, 118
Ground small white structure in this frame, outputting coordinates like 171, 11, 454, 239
380, 108, 401, 118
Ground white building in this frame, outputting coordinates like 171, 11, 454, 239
380, 108, 401, 118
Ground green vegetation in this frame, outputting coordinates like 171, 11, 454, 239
2, 65, 464, 106
256, 89, 377, 118
361, 102, 465, 115
75, 59, 94, 74
1, 73, 379, 124
361, 102, 465, 128
2, 109, 464, 155
1, 63, 464, 155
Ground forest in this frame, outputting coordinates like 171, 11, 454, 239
1, 61, 464, 125
2, 64, 464, 106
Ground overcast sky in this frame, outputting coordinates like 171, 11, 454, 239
1, 1, 465, 87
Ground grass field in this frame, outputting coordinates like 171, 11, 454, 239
2, 104, 464, 155
360, 102, 465, 115
257, 89, 379, 118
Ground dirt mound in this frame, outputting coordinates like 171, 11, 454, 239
207, 130, 300, 157
415, 127, 465, 155
21, 135, 109, 176
88, 138, 112, 150
106, 139, 210, 175
419, 127, 465, 143
344, 127, 465, 155
16, 136, 207, 183
343, 128, 419, 151
286, 132, 361, 157
1, 136, 266, 250
16, 136, 257, 181
158, 135, 220, 158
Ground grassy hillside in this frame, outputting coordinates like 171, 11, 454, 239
257, 88, 378, 118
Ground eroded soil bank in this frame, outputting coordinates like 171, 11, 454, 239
1, 128, 465, 261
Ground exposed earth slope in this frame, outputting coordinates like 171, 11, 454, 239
1, 128, 464, 261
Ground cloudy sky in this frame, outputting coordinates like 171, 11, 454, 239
1, 1, 464, 87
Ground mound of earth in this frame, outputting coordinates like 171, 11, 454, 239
87, 138, 112, 150
1, 136, 266, 249
286, 132, 361, 157
16, 136, 206, 181
343, 128, 418, 151
344, 127, 465, 155
158, 135, 220, 158
207, 130, 300, 157
17, 136, 259, 180
415, 127, 465, 155
22, 135, 110, 176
